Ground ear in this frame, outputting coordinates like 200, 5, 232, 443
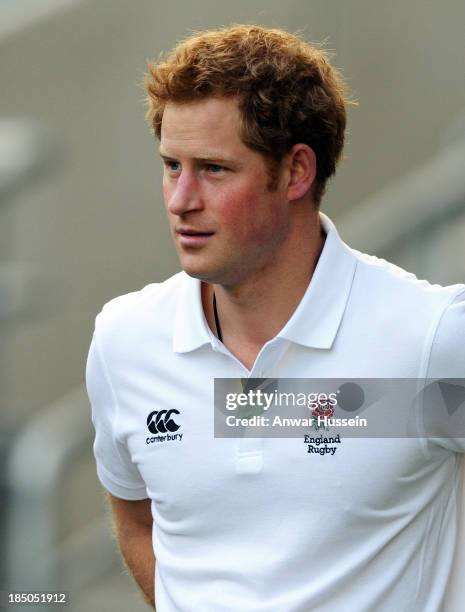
285, 144, 317, 202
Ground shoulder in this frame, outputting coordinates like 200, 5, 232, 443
349, 245, 464, 310
93, 271, 188, 342
347, 245, 465, 373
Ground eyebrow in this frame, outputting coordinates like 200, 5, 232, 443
158, 150, 237, 165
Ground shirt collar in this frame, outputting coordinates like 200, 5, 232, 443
173, 273, 211, 353
276, 213, 357, 348
173, 213, 357, 353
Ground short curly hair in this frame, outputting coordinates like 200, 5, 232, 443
145, 24, 351, 205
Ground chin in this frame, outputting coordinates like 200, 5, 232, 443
182, 265, 235, 286
178, 254, 246, 286
180, 261, 218, 283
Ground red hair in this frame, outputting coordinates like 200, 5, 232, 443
145, 24, 353, 204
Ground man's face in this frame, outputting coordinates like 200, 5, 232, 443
159, 96, 291, 286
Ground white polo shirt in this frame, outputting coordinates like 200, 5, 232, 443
87, 213, 465, 612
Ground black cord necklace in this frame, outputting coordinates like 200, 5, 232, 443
213, 291, 223, 342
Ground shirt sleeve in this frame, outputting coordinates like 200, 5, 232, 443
424, 287, 465, 454
86, 332, 148, 500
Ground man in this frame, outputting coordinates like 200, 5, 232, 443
86, 24, 465, 611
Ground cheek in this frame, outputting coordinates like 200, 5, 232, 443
221, 190, 284, 247
216, 184, 267, 230
217, 198, 256, 245
162, 179, 171, 205
162, 182, 176, 221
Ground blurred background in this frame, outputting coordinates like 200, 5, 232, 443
0, 0, 464, 610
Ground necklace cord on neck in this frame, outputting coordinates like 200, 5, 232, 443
213, 291, 223, 342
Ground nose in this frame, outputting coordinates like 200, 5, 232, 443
166, 169, 204, 216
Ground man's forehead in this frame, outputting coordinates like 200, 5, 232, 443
163, 95, 240, 116
159, 128, 240, 159
160, 98, 246, 160
161, 97, 241, 137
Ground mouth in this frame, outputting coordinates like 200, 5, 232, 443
175, 229, 214, 248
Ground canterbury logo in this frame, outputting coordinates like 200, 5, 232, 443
147, 409, 180, 434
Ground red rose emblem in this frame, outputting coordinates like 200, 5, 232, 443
311, 404, 334, 419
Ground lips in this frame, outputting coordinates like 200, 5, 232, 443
176, 228, 214, 248
176, 228, 214, 236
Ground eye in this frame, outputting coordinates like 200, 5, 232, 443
164, 160, 181, 173
205, 164, 225, 174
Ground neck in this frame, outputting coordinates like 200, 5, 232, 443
202, 210, 325, 366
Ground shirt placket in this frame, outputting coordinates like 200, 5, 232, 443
213, 337, 287, 474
